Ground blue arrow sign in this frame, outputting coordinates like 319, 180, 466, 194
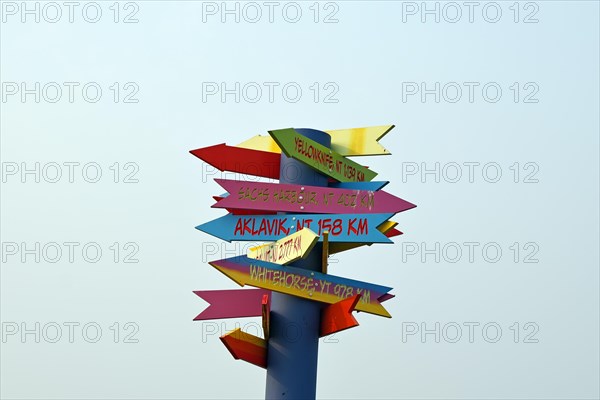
196, 213, 394, 243
328, 181, 389, 191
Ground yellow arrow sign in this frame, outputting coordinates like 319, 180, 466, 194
327, 125, 393, 156
236, 125, 394, 157
247, 228, 319, 265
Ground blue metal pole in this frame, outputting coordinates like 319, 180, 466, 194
265, 128, 331, 400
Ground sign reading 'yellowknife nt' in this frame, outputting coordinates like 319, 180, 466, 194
269, 128, 377, 182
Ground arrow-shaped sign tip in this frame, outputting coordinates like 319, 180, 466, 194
220, 328, 267, 369
320, 294, 361, 337
189, 143, 226, 163
209, 260, 246, 286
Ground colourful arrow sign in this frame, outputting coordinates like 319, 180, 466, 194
320, 294, 361, 337
213, 179, 416, 215
190, 144, 280, 179
269, 128, 378, 182
193, 289, 270, 321
326, 125, 393, 157
237, 125, 393, 157
247, 228, 319, 265
220, 328, 267, 368
197, 213, 394, 243
209, 255, 393, 317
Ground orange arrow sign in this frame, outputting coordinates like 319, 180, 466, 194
220, 328, 267, 369
320, 294, 361, 337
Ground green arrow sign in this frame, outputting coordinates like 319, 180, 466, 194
269, 128, 377, 182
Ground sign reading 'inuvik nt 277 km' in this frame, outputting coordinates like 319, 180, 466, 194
190, 126, 416, 374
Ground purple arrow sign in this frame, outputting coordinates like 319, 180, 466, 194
212, 179, 416, 215
193, 289, 270, 321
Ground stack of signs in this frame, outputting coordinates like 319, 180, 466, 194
191, 126, 416, 368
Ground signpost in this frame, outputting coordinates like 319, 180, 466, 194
190, 126, 416, 399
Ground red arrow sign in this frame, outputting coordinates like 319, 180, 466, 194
190, 144, 280, 179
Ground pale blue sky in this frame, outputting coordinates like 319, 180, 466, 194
1, 1, 599, 399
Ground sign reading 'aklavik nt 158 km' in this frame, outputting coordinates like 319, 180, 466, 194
196, 213, 394, 243
190, 125, 416, 377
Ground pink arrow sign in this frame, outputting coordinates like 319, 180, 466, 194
193, 289, 270, 320
212, 179, 416, 215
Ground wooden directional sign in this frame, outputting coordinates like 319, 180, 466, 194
269, 128, 378, 182
209, 255, 393, 317
213, 179, 416, 215
247, 228, 319, 265
220, 328, 267, 368
237, 125, 393, 157
193, 289, 269, 320
197, 213, 394, 243
189, 144, 280, 179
